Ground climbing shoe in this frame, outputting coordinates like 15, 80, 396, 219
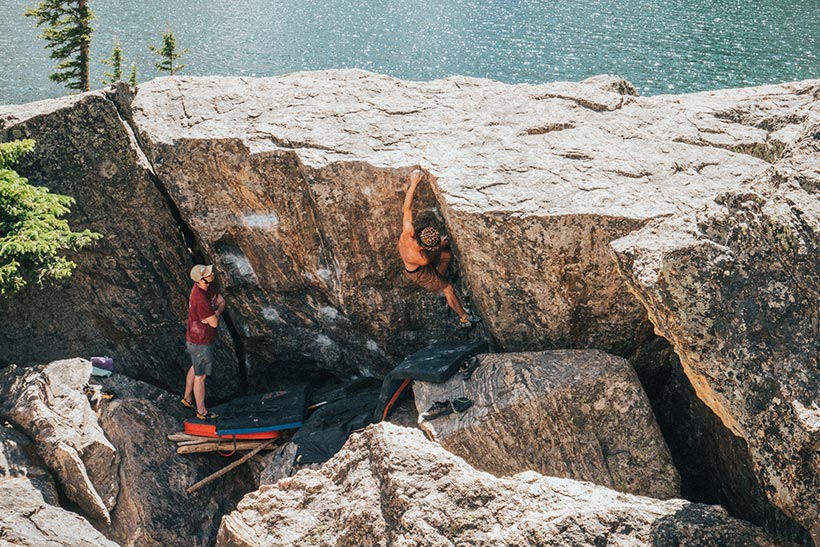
452, 397, 473, 413
421, 401, 454, 420
180, 397, 194, 410
458, 312, 482, 329
196, 411, 218, 420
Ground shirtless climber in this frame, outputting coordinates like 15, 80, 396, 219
398, 168, 481, 328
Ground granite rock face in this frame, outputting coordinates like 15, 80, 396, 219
611, 107, 820, 538
0, 359, 118, 524
0, 91, 240, 399
126, 136, 433, 382
217, 423, 781, 547
127, 73, 818, 382
413, 349, 680, 500
0, 424, 119, 547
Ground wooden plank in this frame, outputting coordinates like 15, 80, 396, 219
187, 439, 278, 494
177, 440, 278, 454
168, 433, 212, 442
177, 438, 215, 446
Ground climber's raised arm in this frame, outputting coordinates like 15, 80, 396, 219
402, 168, 423, 236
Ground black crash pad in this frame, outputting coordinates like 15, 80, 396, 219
373, 338, 489, 422
293, 378, 382, 465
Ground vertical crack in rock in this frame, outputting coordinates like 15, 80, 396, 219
0, 88, 237, 396
105, 84, 249, 394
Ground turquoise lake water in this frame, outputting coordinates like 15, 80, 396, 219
1, 0, 818, 105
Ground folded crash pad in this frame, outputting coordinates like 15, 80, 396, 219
216, 387, 307, 435
91, 356, 114, 377
373, 338, 489, 421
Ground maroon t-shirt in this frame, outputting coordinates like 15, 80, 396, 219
187, 284, 219, 345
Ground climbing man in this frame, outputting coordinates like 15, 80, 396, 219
399, 168, 481, 328
181, 264, 226, 420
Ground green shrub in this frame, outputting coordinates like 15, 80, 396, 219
0, 139, 101, 295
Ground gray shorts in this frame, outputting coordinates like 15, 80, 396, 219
186, 341, 214, 376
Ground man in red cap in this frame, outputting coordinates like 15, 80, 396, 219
398, 169, 480, 328
181, 264, 226, 419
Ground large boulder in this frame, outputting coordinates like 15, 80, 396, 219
611, 109, 820, 539
217, 423, 782, 546
2, 74, 817, 387
634, 340, 812, 545
127, 73, 819, 383
0, 90, 240, 399
0, 359, 118, 524
92, 373, 257, 547
0, 423, 119, 547
128, 105, 463, 383
413, 349, 680, 499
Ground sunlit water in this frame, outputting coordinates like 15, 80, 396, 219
1, 0, 818, 105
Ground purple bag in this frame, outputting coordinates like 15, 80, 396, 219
91, 356, 114, 376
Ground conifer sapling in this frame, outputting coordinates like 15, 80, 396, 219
26, 0, 95, 92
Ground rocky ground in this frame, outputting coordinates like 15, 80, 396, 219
218, 423, 784, 547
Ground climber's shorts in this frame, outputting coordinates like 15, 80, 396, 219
405, 264, 449, 293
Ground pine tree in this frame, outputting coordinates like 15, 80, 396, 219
128, 63, 138, 87
0, 139, 101, 295
101, 37, 123, 85
26, 0, 95, 92
150, 27, 188, 75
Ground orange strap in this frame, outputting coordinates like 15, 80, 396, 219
381, 378, 412, 421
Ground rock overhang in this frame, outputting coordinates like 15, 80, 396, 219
132, 71, 811, 220
122, 72, 820, 370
